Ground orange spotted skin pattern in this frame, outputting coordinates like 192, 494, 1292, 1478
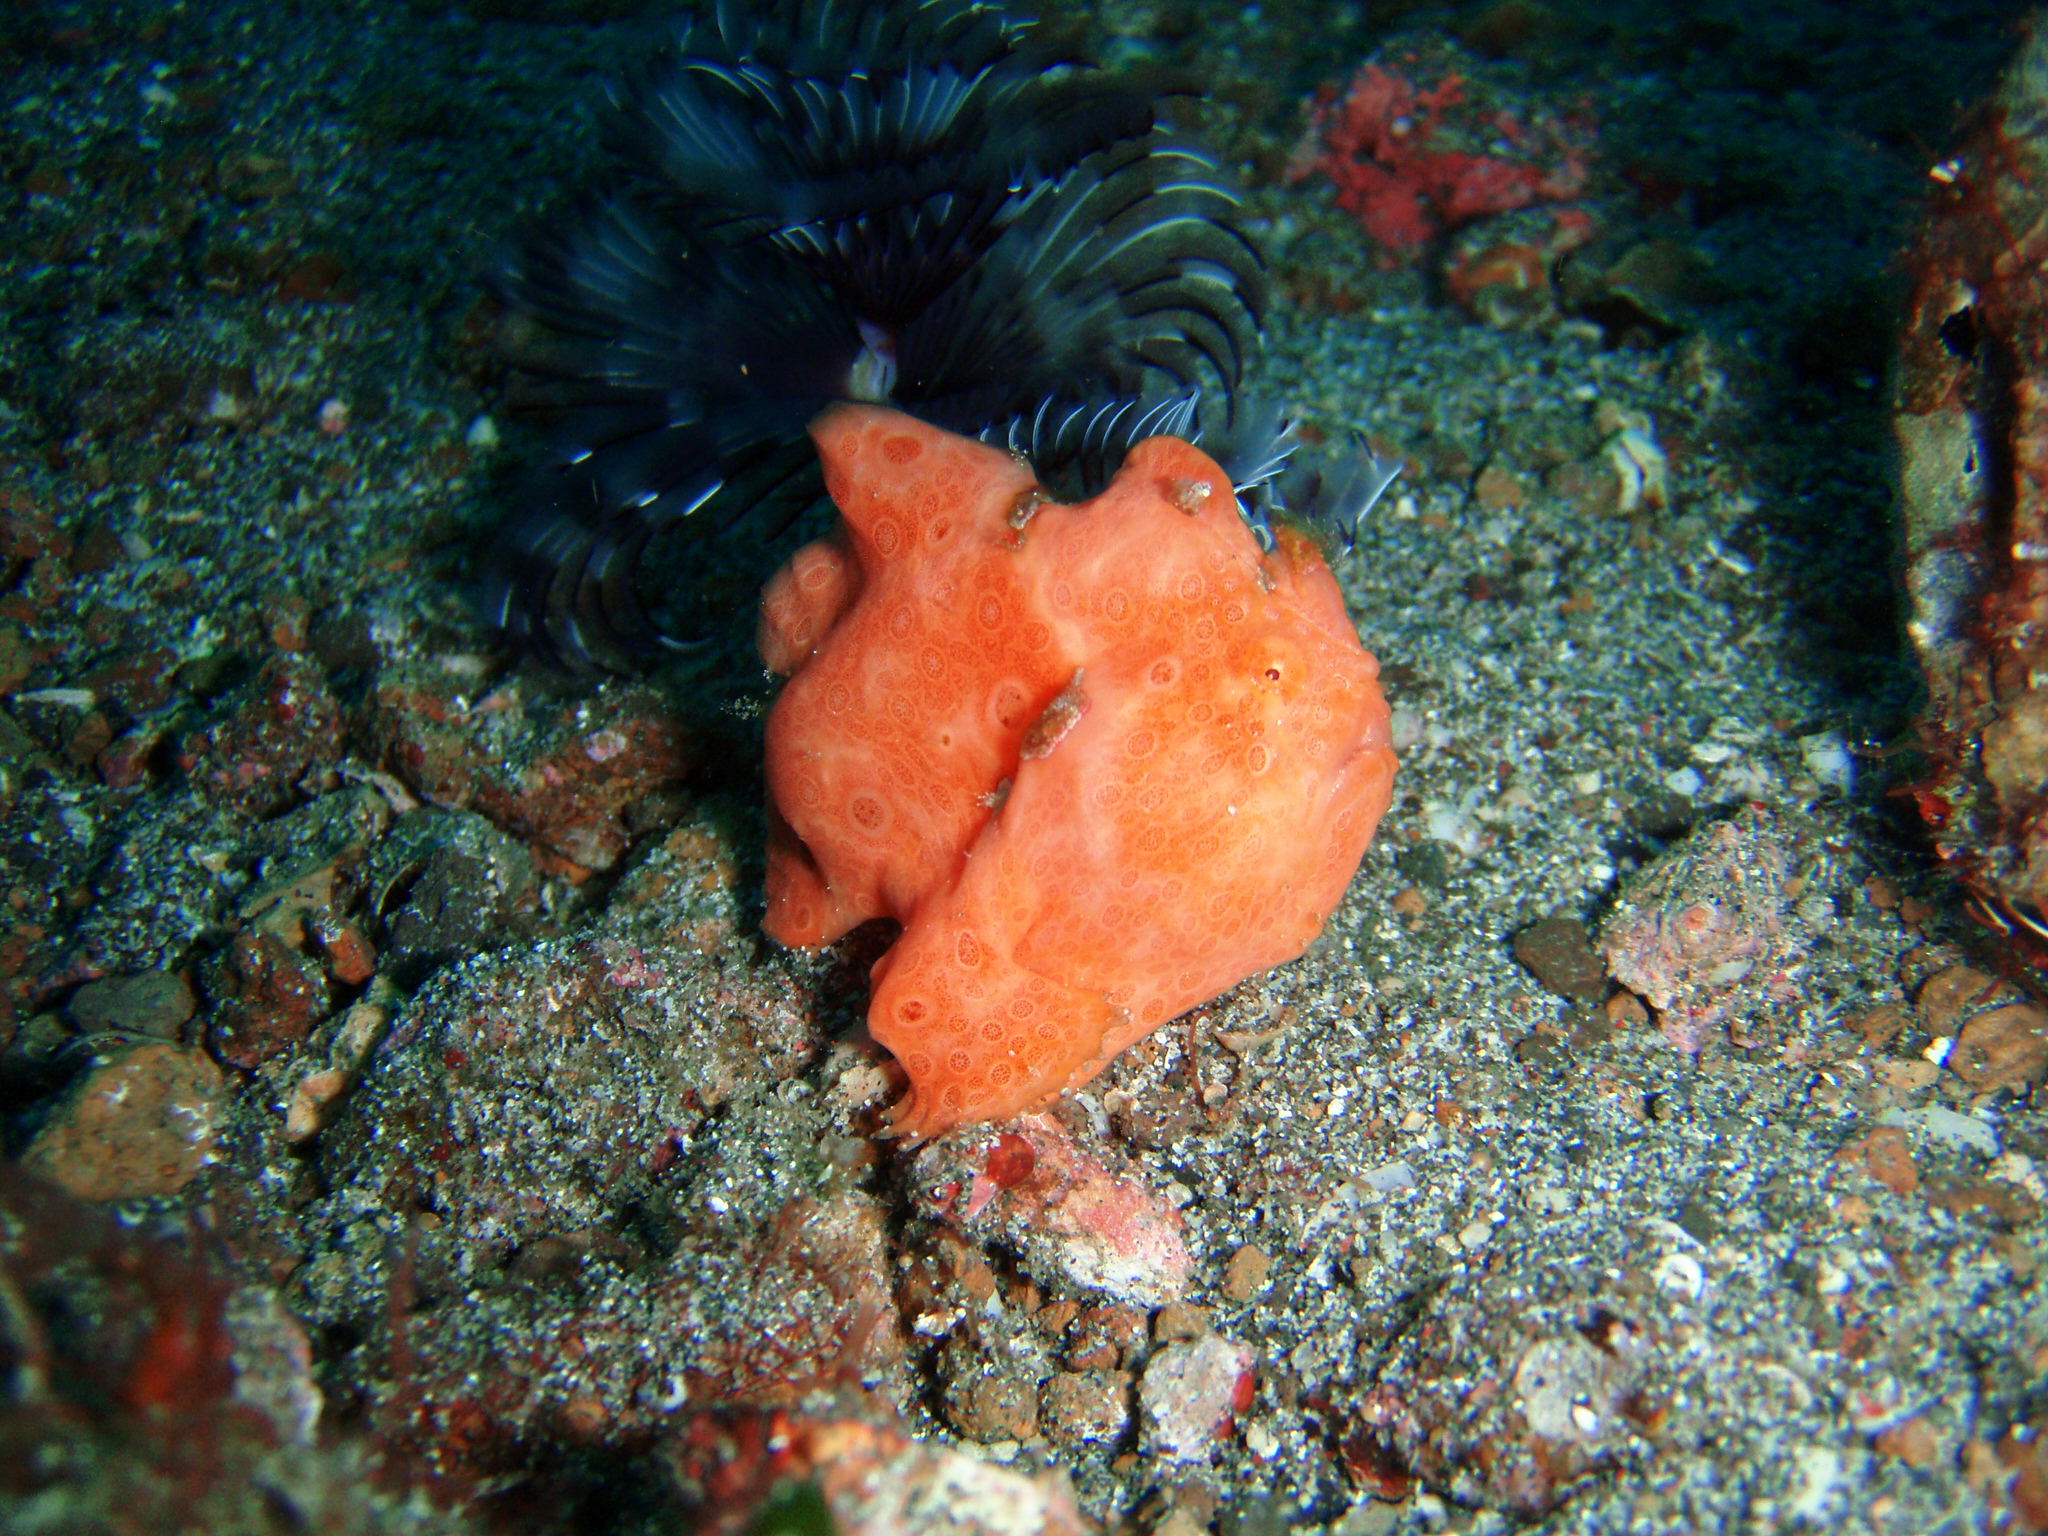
760, 404, 1398, 1139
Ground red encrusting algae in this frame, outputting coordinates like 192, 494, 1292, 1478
1290, 51, 1594, 259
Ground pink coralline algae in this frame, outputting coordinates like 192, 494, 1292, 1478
1289, 51, 1593, 258
1140, 1334, 1256, 1463
917, 1113, 1193, 1307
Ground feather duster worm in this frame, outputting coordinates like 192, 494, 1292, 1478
486, 0, 1272, 672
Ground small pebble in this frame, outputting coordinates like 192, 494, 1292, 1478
1039, 1370, 1133, 1447
1243, 1420, 1281, 1460
1512, 915, 1608, 1002
1153, 1302, 1210, 1344
1663, 766, 1704, 797
1139, 1334, 1254, 1463
284, 1068, 354, 1144
1952, 1003, 2048, 1092
20, 1042, 224, 1201
66, 970, 197, 1038
1221, 1244, 1273, 1303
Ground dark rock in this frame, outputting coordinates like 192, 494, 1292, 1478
366, 807, 541, 985
67, 968, 196, 1038
1512, 915, 1607, 1002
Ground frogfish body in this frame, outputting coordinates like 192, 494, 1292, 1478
761, 405, 1397, 1139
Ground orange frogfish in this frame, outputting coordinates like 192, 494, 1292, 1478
759, 404, 1397, 1139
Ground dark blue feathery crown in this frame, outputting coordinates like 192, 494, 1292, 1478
486, 0, 1281, 672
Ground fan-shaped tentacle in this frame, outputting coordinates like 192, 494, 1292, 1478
486, 0, 1274, 672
